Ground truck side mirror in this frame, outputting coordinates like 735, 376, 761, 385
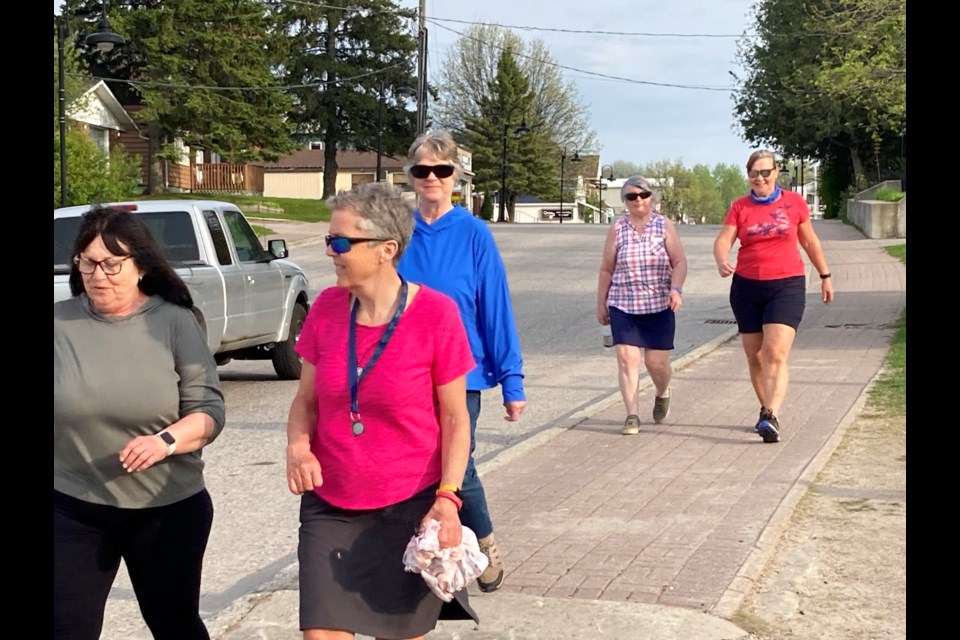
268, 239, 289, 259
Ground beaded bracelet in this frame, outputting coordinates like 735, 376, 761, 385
435, 490, 463, 511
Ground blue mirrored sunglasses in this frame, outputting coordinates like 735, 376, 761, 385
325, 235, 390, 254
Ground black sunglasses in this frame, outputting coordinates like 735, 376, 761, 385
624, 191, 653, 201
748, 168, 776, 179
410, 164, 456, 179
325, 235, 390, 254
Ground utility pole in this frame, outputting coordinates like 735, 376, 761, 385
416, 0, 428, 134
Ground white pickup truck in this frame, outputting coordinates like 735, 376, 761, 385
54, 200, 311, 380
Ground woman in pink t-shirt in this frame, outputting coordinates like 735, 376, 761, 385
285, 182, 478, 639
713, 150, 835, 443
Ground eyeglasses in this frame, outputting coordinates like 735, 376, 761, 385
748, 168, 776, 179
624, 191, 653, 202
74, 255, 131, 275
325, 235, 390, 254
410, 164, 456, 180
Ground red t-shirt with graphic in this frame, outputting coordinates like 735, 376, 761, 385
723, 189, 811, 280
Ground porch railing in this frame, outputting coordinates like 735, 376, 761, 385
191, 163, 264, 194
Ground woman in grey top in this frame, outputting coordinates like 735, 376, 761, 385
54, 207, 225, 640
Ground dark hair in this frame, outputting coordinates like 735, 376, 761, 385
69, 206, 194, 308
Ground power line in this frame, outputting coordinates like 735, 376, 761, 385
427, 20, 734, 92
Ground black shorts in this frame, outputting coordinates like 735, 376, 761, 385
608, 306, 675, 350
729, 274, 806, 333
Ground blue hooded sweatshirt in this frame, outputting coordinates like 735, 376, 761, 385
398, 205, 526, 402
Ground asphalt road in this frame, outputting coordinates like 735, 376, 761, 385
98, 223, 740, 639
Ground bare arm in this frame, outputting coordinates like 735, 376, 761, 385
119, 411, 218, 474
596, 224, 618, 325
421, 374, 470, 549
663, 218, 687, 311
798, 221, 835, 303
286, 362, 323, 495
713, 224, 739, 277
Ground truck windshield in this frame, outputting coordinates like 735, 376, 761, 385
54, 210, 201, 271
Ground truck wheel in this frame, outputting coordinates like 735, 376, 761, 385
272, 303, 307, 380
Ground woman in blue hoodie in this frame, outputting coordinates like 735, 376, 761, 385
398, 129, 526, 593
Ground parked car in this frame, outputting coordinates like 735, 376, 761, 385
54, 200, 311, 380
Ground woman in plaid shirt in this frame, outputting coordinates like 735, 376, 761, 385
596, 176, 688, 435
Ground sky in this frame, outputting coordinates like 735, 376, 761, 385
55, 0, 759, 172
400, 0, 758, 172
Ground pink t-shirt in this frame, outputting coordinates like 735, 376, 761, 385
723, 189, 811, 280
296, 285, 475, 510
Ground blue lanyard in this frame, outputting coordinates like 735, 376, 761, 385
347, 278, 408, 435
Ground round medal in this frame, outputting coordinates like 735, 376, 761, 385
352, 421, 365, 436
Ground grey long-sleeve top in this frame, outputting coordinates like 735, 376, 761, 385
54, 295, 225, 508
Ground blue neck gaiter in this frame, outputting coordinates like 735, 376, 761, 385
749, 185, 782, 205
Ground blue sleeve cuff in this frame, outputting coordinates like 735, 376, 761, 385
501, 375, 526, 403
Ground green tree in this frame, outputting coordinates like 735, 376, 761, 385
275, 0, 418, 198
610, 160, 644, 179
713, 162, 747, 216
463, 48, 554, 222
686, 164, 725, 224
479, 190, 495, 221
434, 24, 597, 155
64, 0, 296, 193
53, 23, 141, 207
732, 0, 905, 188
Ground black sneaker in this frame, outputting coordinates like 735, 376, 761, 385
757, 408, 780, 443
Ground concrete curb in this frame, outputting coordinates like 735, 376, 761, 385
710, 360, 886, 620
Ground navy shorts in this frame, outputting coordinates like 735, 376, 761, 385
729, 274, 806, 333
608, 306, 675, 350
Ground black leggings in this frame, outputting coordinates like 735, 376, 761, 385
53, 489, 214, 640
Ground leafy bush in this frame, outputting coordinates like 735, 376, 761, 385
479, 190, 494, 221
54, 130, 142, 208
875, 188, 905, 202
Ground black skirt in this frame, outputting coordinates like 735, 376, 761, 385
298, 485, 479, 637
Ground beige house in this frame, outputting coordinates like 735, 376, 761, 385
258, 146, 476, 210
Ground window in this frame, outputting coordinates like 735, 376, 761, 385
203, 211, 233, 265
223, 210, 267, 263
88, 127, 110, 156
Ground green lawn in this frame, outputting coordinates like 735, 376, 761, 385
867, 243, 906, 415
134, 192, 330, 222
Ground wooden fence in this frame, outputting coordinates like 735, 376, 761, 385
191, 163, 264, 194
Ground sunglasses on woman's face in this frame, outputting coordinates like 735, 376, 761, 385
410, 164, 456, 179
324, 235, 389, 254
624, 191, 653, 201
748, 168, 776, 179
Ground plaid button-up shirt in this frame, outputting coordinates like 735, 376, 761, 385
607, 214, 673, 315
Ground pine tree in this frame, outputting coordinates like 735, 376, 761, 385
275, 0, 418, 198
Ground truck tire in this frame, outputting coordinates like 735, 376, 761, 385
272, 303, 307, 380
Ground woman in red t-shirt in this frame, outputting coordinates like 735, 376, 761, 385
713, 150, 834, 443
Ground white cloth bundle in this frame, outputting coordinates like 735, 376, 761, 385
402, 519, 489, 602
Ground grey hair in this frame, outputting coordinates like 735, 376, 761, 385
746, 150, 777, 172
620, 175, 659, 204
325, 182, 415, 266
404, 129, 465, 182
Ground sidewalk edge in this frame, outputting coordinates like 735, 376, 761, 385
710, 361, 887, 620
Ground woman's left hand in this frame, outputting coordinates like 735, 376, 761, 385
821, 278, 835, 303
422, 498, 463, 549
119, 435, 170, 473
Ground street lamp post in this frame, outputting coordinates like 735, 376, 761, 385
599, 164, 614, 223
558, 142, 580, 224
498, 117, 528, 223
57, 8, 125, 207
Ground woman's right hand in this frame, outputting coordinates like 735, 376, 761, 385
286, 444, 323, 495
597, 306, 609, 325
716, 259, 736, 278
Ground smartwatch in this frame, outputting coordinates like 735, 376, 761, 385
157, 431, 177, 455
